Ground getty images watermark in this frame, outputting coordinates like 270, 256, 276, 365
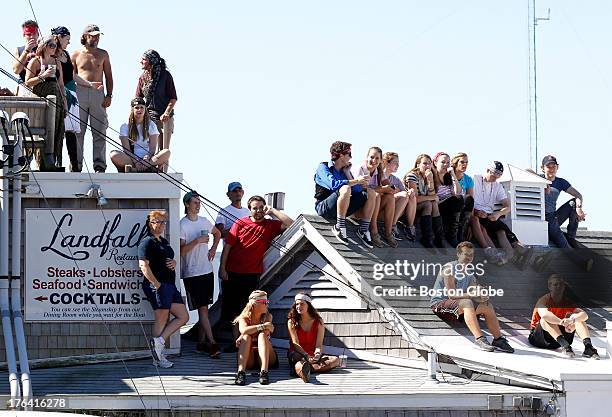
371, 259, 504, 298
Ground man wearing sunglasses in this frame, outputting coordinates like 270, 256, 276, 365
314, 140, 376, 248
472, 161, 532, 266
219, 195, 293, 348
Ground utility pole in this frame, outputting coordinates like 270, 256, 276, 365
528, 0, 550, 170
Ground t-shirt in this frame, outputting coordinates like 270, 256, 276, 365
406, 172, 429, 196
430, 261, 475, 306
180, 216, 214, 278
226, 217, 283, 274
530, 293, 577, 328
541, 175, 571, 214
215, 205, 251, 235
137, 235, 175, 284
136, 70, 177, 120
119, 120, 159, 159
457, 173, 474, 196
351, 164, 385, 188
387, 174, 405, 191
473, 175, 506, 214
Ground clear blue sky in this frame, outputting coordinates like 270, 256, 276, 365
2, 0, 611, 231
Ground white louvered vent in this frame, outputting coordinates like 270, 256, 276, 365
514, 186, 542, 219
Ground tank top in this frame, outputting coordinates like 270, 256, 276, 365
290, 320, 319, 356
60, 50, 74, 84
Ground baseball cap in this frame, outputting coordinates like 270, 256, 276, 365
227, 182, 243, 192
183, 191, 199, 205
83, 24, 103, 36
131, 97, 145, 107
541, 155, 558, 166
487, 161, 504, 176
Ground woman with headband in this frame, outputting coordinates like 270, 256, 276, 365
233, 290, 277, 386
287, 293, 340, 382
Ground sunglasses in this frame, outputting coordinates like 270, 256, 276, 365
150, 220, 168, 225
47, 43, 58, 49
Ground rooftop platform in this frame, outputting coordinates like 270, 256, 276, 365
0, 341, 552, 413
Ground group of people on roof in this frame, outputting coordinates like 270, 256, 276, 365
137, 184, 339, 384
10, 20, 176, 173
314, 140, 589, 268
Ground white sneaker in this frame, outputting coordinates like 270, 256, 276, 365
153, 356, 174, 368
150, 337, 164, 362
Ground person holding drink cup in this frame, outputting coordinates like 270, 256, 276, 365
287, 293, 340, 383
180, 191, 222, 358
139, 210, 189, 368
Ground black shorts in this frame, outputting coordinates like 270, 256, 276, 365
183, 272, 215, 310
478, 217, 519, 244
220, 272, 259, 322
528, 323, 575, 349
142, 281, 183, 310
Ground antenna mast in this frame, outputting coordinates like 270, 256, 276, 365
528, 0, 550, 170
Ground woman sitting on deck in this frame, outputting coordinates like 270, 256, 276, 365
287, 293, 340, 382
234, 290, 278, 386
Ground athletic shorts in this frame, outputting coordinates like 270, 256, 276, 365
431, 299, 486, 321
478, 217, 519, 244
528, 323, 575, 349
183, 272, 214, 310
142, 281, 183, 310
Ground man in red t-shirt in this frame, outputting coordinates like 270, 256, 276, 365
219, 195, 294, 336
528, 274, 599, 359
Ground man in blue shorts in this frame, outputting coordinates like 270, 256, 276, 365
314, 141, 376, 248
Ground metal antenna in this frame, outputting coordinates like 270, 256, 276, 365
528, 0, 551, 170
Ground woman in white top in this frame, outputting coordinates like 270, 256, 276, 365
110, 97, 171, 172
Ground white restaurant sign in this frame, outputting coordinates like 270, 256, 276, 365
25, 209, 156, 322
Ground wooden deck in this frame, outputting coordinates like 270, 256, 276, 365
0, 341, 551, 412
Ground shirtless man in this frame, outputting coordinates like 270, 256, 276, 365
71, 24, 113, 173
12, 21, 40, 94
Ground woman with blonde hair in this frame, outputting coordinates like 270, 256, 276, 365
287, 293, 340, 382
110, 97, 171, 172
432, 152, 463, 247
451, 152, 475, 242
382, 151, 417, 241
138, 210, 189, 368
233, 290, 277, 386
404, 154, 445, 248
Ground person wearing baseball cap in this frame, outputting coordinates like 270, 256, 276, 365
110, 97, 170, 172
214, 182, 251, 240
180, 191, 222, 358
471, 161, 533, 266
537, 155, 586, 248
73, 23, 113, 172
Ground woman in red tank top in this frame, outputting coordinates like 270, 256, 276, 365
287, 292, 340, 382
233, 290, 278, 386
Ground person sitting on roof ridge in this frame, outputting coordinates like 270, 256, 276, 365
404, 154, 445, 249
233, 290, 278, 385
451, 152, 475, 244
430, 241, 514, 353
314, 140, 376, 248
352, 146, 398, 248
287, 292, 340, 383
382, 152, 416, 242
13, 20, 40, 96
471, 161, 532, 266
433, 151, 464, 248
528, 274, 599, 359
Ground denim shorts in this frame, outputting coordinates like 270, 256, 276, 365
142, 281, 184, 310
315, 189, 368, 218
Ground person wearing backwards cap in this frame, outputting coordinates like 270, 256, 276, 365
233, 290, 278, 385
180, 191, 222, 358
471, 161, 533, 266
72, 24, 113, 173
110, 98, 171, 172
287, 292, 340, 383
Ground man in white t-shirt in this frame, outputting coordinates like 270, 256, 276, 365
471, 161, 532, 266
215, 182, 251, 239
180, 191, 222, 357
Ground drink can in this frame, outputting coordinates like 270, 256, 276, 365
201, 229, 209, 236
339, 354, 348, 368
